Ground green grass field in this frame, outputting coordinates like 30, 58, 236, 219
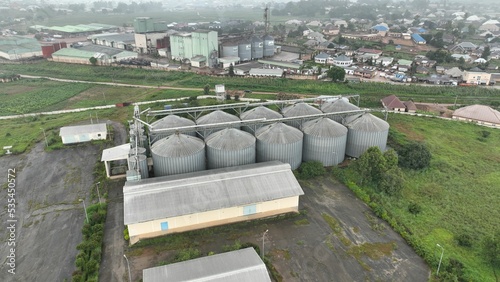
339, 114, 500, 281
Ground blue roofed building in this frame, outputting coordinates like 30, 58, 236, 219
411, 33, 426, 45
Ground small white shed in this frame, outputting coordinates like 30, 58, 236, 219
59, 123, 107, 144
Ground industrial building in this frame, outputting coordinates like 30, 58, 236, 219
344, 113, 389, 158
133, 17, 170, 54
170, 30, 218, 67
41, 42, 68, 58
59, 123, 107, 144
452, 104, 500, 127
87, 33, 135, 50
51, 45, 138, 65
29, 23, 119, 37
143, 247, 271, 282
124, 161, 304, 244
0, 36, 42, 60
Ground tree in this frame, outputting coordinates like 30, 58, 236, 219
398, 142, 432, 170
228, 64, 235, 77
379, 167, 405, 196
482, 46, 491, 59
203, 84, 210, 95
383, 149, 398, 169
327, 66, 345, 82
89, 57, 98, 66
353, 146, 387, 185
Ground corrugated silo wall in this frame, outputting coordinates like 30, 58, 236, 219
251, 42, 264, 59
302, 135, 347, 166
345, 129, 388, 158
222, 45, 238, 57
256, 139, 303, 170
206, 145, 256, 169
152, 148, 206, 177
238, 44, 251, 61
129, 155, 149, 179
263, 39, 274, 57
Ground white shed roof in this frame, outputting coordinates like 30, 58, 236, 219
453, 104, 500, 125
101, 143, 131, 162
143, 247, 271, 282
123, 161, 304, 225
59, 123, 107, 137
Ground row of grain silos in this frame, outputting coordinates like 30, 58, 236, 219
220, 35, 274, 61
147, 100, 389, 178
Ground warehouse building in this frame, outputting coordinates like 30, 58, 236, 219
30, 23, 118, 38
452, 104, 500, 127
143, 247, 271, 282
0, 35, 42, 60
59, 123, 107, 144
124, 161, 304, 244
51, 45, 138, 65
88, 33, 135, 50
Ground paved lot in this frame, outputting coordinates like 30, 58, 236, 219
119, 175, 429, 281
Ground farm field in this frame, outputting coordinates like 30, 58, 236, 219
338, 114, 500, 281
4, 62, 500, 109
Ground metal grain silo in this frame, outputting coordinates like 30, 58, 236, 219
240, 106, 282, 133
150, 115, 196, 143
129, 146, 146, 156
251, 36, 264, 59
128, 154, 149, 179
282, 102, 322, 129
255, 122, 303, 170
345, 113, 389, 158
221, 41, 239, 58
151, 133, 206, 177
205, 128, 256, 169
321, 98, 360, 124
196, 110, 240, 139
263, 35, 275, 57
238, 39, 252, 61
302, 118, 348, 166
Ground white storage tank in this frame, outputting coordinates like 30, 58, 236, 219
150, 115, 196, 143
255, 122, 303, 170
240, 106, 282, 133
345, 113, 389, 158
321, 98, 360, 124
151, 133, 206, 177
302, 117, 348, 166
282, 102, 322, 129
196, 110, 241, 139
205, 128, 256, 169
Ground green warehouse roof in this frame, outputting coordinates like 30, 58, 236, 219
52, 48, 97, 59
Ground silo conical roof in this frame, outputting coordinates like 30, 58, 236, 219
151, 133, 205, 157
256, 122, 303, 143
151, 115, 195, 131
241, 106, 282, 120
302, 117, 348, 137
205, 128, 256, 150
322, 98, 360, 113
197, 110, 240, 125
282, 102, 322, 117
345, 113, 389, 132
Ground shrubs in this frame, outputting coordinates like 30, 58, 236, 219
398, 142, 432, 170
408, 202, 422, 215
297, 161, 326, 179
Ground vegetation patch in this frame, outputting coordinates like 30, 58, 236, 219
347, 242, 395, 260
322, 213, 351, 247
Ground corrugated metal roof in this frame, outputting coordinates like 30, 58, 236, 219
453, 104, 500, 124
59, 123, 107, 136
101, 143, 131, 161
52, 48, 97, 59
124, 161, 304, 224
381, 95, 406, 109
322, 98, 360, 113
151, 115, 195, 131
240, 106, 282, 120
143, 248, 271, 282
151, 133, 205, 157
256, 123, 303, 144
79, 44, 137, 57
282, 103, 322, 117
197, 110, 240, 125
345, 113, 389, 132
205, 128, 255, 150
302, 117, 347, 137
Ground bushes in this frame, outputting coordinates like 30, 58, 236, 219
398, 142, 432, 170
297, 161, 326, 179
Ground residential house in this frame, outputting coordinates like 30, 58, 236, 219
416, 66, 430, 74
343, 66, 357, 75
307, 32, 325, 41
442, 34, 455, 44
411, 33, 426, 44
306, 20, 322, 27
451, 54, 471, 62
322, 24, 340, 36
381, 95, 406, 112
397, 59, 413, 67
334, 20, 348, 28
415, 57, 436, 67
304, 39, 320, 47
374, 56, 394, 67
314, 52, 331, 64
462, 71, 492, 85
354, 68, 376, 78
356, 48, 383, 56
450, 42, 477, 53
445, 67, 463, 78
388, 32, 402, 38
402, 33, 412, 40
317, 41, 336, 50
332, 54, 353, 67
371, 24, 389, 36
436, 66, 445, 74
452, 104, 500, 127
404, 100, 417, 113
